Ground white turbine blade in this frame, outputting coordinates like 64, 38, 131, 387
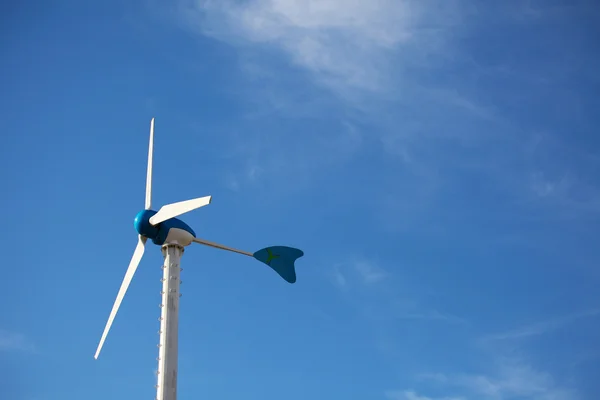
192, 237, 253, 257
94, 235, 147, 360
145, 118, 154, 210
149, 195, 212, 225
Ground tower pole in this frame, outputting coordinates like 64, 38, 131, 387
156, 243, 183, 400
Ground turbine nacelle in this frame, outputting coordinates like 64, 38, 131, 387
134, 209, 197, 247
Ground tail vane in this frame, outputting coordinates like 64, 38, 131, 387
253, 246, 304, 284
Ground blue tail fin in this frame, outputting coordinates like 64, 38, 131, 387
253, 246, 304, 283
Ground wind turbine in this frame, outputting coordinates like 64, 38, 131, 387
94, 118, 304, 400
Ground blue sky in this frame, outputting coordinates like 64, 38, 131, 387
2, 1, 600, 399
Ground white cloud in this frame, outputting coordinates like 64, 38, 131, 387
0, 329, 35, 353
408, 313, 593, 400
329, 260, 386, 289
419, 357, 579, 400
329, 258, 466, 329
330, 259, 391, 289
481, 309, 600, 342
173, 0, 600, 218
180, 0, 458, 96
331, 264, 348, 288
386, 390, 465, 400
354, 260, 387, 284
214, 113, 364, 193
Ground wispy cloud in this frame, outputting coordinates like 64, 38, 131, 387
353, 260, 388, 285
481, 309, 600, 342
179, 0, 459, 98
408, 308, 598, 400
214, 112, 364, 194
329, 258, 466, 329
418, 356, 579, 400
385, 390, 465, 400
175, 0, 600, 221
0, 329, 35, 353
330, 259, 387, 289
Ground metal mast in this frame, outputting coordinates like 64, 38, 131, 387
156, 243, 184, 400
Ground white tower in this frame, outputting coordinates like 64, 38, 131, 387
156, 244, 183, 400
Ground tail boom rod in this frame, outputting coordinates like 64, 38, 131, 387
191, 238, 253, 257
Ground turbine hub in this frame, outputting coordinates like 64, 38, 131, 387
134, 209, 159, 238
